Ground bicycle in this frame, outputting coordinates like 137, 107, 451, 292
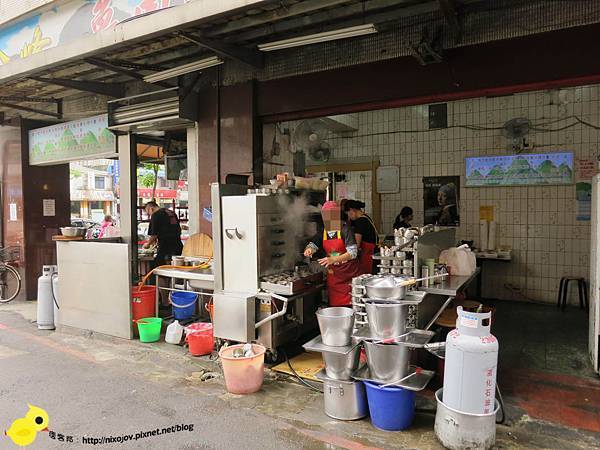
0, 246, 22, 303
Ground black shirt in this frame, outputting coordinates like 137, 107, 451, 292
393, 216, 411, 230
148, 208, 183, 255
351, 216, 378, 245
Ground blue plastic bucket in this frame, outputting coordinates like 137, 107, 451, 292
170, 292, 198, 320
363, 381, 416, 431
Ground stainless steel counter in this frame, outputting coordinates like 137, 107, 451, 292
418, 268, 480, 296
153, 267, 215, 290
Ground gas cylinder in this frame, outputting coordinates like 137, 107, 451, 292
52, 274, 59, 326
442, 306, 498, 414
37, 265, 57, 330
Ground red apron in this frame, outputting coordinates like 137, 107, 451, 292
322, 230, 362, 307
358, 241, 376, 275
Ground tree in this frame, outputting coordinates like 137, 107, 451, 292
137, 163, 160, 200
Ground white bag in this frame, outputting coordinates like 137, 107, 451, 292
439, 245, 476, 276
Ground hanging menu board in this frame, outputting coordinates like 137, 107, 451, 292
465, 152, 574, 187
29, 114, 116, 166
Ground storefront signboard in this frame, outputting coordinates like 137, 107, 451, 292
465, 152, 574, 187
29, 114, 116, 165
0, 1, 189, 67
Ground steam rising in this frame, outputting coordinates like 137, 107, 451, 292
276, 193, 321, 263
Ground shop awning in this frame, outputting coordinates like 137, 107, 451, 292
0, 0, 495, 121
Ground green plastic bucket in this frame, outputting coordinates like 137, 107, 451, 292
136, 317, 163, 343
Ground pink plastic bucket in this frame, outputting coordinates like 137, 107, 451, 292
219, 344, 266, 394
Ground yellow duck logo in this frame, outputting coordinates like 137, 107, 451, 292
4, 404, 49, 447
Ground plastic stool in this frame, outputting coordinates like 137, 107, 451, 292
557, 277, 588, 311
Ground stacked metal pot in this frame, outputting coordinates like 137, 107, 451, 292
303, 307, 367, 421
351, 275, 434, 389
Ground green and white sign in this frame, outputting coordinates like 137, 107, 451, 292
29, 114, 116, 166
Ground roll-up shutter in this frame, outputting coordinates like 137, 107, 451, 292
107, 87, 195, 133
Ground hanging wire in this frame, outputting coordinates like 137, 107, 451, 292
322, 114, 600, 141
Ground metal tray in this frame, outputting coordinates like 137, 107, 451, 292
302, 335, 359, 355
315, 368, 366, 385
424, 342, 446, 359
260, 272, 323, 295
353, 327, 434, 347
393, 329, 435, 347
362, 296, 423, 306
352, 365, 435, 391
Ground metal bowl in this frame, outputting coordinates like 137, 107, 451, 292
317, 307, 355, 347
363, 341, 410, 383
322, 346, 361, 380
365, 275, 411, 300
60, 227, 86, 237
364, 299, 408, 339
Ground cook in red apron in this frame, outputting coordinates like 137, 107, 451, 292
321, 230, 362, 306
344, 200, 379, 275
304, 201, 361, 307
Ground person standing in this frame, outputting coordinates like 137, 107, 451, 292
98, 215, 113, 238
303, 201, 361, 307
143, 201, 183, 268
393, 206, 414, 230
344, 200, 378, 275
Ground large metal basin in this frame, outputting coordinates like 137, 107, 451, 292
322, 346, 361, 380
364, 299, 408, 339
434, 389, 499, 450
365, 275, 411, 300
317, 307, 355, 347
363, 341, 410, 383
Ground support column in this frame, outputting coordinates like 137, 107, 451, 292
187, 126, 200, 235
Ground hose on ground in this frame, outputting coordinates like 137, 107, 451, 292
280, 349, 323, 393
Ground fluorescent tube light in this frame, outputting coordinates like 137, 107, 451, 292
144, 56, 224, 83
258, 24, 378, 52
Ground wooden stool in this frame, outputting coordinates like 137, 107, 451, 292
557, 277, 588, 311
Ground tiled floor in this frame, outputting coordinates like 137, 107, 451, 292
488, 300, 600, 433
491, 299, 594, 378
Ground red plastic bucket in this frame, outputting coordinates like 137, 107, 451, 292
132, 286, 156, 320
185, 323, 214, 356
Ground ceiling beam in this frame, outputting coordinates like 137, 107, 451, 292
177, 32, 264, 68
228, 0, 438, 44
0, 101, 62, 119
102, 59, 168, 72
438, 0, 462, 42
29, 76, 127, 98
84, 57, 175, 88
204, 0, 353, 37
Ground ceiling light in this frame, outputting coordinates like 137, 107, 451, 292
258, 24, 378, 52
144, 56, 224, 83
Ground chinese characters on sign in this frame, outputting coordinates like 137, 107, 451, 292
29, 115, 116, 166
575, 159, 597, 222
0, 1, 189, 66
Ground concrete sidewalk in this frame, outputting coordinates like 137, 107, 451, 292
0, 301, 598, 449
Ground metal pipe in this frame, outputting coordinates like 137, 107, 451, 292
425, 296, 455, 331
254, 292, 289, 329
216, 66, 221, 182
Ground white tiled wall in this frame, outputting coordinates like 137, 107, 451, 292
265, 85, 600, 304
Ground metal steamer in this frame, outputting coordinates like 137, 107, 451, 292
211, 183, 325, 351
